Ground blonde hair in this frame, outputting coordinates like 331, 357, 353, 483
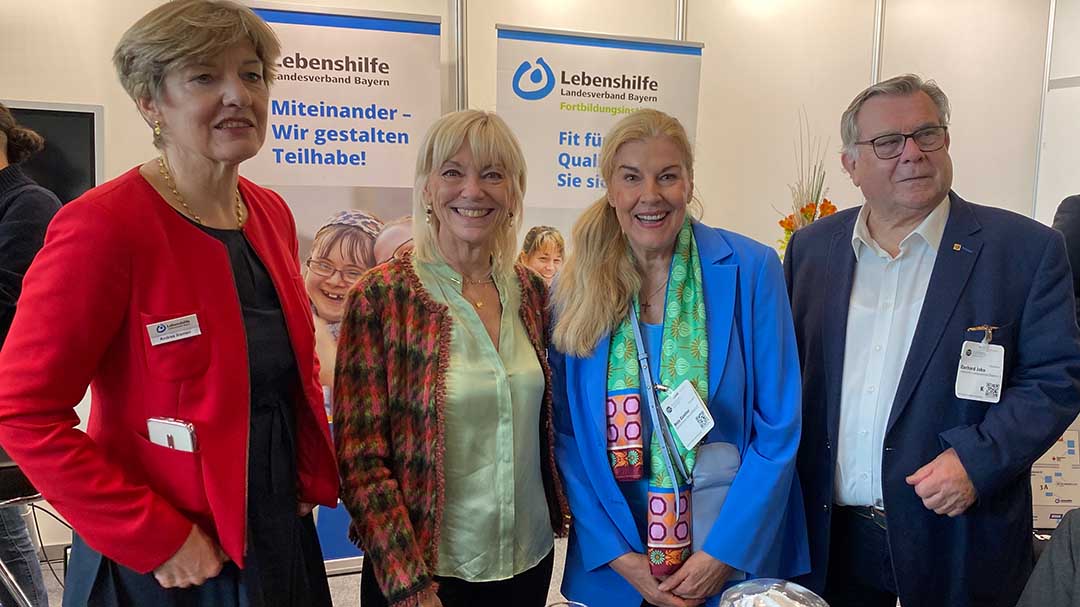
113, 0, 281, 146
517, 225, 565, 265
411, 110, 526, 278
552, 109, 699, 357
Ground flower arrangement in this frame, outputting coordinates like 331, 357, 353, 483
777, 111, 836, 255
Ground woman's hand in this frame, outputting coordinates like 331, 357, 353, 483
297, 502, 316, 517
609, 552, 704, 607
657, 551, 734, 601
418, 587, 443, 607
153, 525, 227, 588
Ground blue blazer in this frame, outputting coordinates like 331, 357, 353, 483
552, 222, 810, 607
785, 193, 1080, 607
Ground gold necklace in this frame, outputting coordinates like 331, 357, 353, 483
450, 272, 496, 308
157, 156, 245, 228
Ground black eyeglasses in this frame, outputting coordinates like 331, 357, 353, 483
855, 126, 948, 160
306, 259, 366, 283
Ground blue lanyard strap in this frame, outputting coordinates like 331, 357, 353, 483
628, 306, 691, 487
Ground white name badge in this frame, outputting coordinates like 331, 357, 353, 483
146, 314, 202, 346
955, 340, 1004, 403
661, 379, 715, 450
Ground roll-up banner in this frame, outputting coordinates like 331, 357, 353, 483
247, 2, 440, 254
247, 3, 442, 572
496, 25, 703, 240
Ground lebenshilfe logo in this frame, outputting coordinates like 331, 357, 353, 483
513, 57, 555, 100
156, 324, 168, 334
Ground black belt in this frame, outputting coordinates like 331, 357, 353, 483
838, 505, 888, 530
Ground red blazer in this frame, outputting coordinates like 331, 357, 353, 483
0, 167, 339, 573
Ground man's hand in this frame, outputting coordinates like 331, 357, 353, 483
609, 552, 704, 607
153, 525, 227, 588
657, 551, 734, 600
906, 447, 978, 517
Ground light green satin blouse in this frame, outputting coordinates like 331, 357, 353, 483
414, 256, 553, 582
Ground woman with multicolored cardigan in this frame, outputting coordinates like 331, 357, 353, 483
333, 110, 570, 607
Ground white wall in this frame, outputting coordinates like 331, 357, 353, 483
465, 0, 676, 112
880, 0, 1051, 216
1034, 0, 1080, 226
687, 0, 873, 245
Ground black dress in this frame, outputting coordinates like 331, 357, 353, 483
64, 225, 332, 607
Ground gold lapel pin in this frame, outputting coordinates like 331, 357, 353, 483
952, 243, 962, 251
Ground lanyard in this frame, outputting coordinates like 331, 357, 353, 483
629, 306, 691, 501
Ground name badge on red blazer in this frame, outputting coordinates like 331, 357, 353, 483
146, 314, 202, 346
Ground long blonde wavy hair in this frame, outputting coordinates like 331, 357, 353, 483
552, 109, 700, 357
411, 110, 526, 279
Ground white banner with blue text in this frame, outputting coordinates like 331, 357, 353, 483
496, 25, 702, 237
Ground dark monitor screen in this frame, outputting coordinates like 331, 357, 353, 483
9, 106, 97, 204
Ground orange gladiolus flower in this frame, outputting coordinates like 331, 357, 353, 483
819, 198, 837, 217
779, 215, 796, 231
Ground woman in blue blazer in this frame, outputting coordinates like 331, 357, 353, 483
550, 109, 809, 607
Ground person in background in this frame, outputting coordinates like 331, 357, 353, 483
372, 215, 414, 266
1051, 194, 1080, 320
518, 225, 564, 286
334, 109, 570, 607
0, 2, 339, 605
304, 209, 382, 389
786, 74, 1080, 607
551, 109, 808, 607
0, 102, 61, 607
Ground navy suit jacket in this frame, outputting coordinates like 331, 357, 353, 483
785, 192, 1080, 607
554, 222, 809, 607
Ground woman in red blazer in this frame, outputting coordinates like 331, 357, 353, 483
0, 2, 338, 605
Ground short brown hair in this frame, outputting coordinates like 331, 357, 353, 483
0, 102, 45, 165
113, 0, 281, 103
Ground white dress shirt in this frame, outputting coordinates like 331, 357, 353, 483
834, 197, 950, 507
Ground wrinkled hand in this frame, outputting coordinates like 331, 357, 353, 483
297, 502, 315, 517
609, 552, 703, 607
906, 447, 977, 517
153, 525, 227, 588
658, 551, 733, 600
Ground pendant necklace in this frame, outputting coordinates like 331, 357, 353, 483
639, 280, 667, 313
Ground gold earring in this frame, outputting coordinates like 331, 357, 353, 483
153, 120, 162, 137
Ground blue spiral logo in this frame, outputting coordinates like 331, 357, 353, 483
512, 57, 555, 101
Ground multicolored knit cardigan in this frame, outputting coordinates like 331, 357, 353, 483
333, 253, 571, 607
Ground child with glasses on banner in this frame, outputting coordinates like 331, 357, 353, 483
550, 109, 809, 607
304, 210, 383, 389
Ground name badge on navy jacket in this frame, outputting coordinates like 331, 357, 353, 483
146, 314, 202, 346
956, 340, 1004, 403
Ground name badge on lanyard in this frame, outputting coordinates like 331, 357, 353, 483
955, 325, 1003, 404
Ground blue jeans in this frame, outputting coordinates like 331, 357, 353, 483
0, 505, 47, 607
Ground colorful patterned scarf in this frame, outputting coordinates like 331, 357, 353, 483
606, 218, 707, 576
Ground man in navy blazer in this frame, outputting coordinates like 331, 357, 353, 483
785, 73, 1080, 607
